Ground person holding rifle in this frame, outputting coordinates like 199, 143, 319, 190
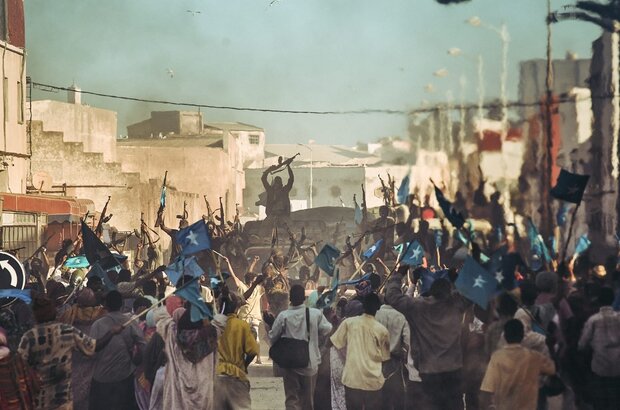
261, 155, 296, 222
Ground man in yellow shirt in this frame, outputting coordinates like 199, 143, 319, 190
330, 293, 391, 410
480, 319, 556, 410
214, 294, 260, 410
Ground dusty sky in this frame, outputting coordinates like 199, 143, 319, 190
26, 0, 598, 145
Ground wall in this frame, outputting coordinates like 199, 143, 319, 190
116, 143, 240, 217
0, 41, 26, 194
31, 100, 118, 162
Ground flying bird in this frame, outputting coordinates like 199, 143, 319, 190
186, 10, 201, 16
166, 68, 174, 78
269, 0, 280, 6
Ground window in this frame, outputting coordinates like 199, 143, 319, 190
249, 134, 260, 145
17, 80, 23, 124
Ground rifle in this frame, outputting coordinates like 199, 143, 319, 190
25, 232, 58, 262
233, 203, 241, 232
155, 171, 168, 228
140, 213, 160, 265
361, 184, 368, 225
95, 196, 112, 236
387, 172, 396, 206
218, 197, 226, 233
378, 174, 391, 207
204, 196, 215, 224
176, 201, 188, 224
269, 153, 300, 174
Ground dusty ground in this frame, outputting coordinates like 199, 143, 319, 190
248, 328, 286, 409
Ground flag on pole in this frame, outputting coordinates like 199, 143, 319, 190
165, 256, 204, 287
419, 268, 449, 295
397, 174, 410, 205
64, 255, 90, 269
550, 169, 590, 204
87, 262, 118, 291
316, 269, 340, 309
574, 234, 591, 256
315, 244, 340, 276
362, 239, 383, 261
81, 221, 120, 271
354, 201, 363, 225
455, 256, 498, 309
176, 219, 212, 256
400, 241, 424, 266
175, 277, 213, 321
433, 184, 465, 229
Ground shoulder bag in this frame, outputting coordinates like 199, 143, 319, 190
269, 308, 310, 369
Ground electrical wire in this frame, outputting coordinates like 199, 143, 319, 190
29, 79, 618, 116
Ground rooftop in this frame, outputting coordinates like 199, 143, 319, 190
265, 144, 381, 167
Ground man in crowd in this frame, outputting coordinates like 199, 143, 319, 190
266, 284, 332, 410
385, 268, 469, 410
375, 296, 410, 410
330, 293, 391, 410
578, 287, 620, 409
89, 290, 145, 410
214, 293, 259, 410
480, 319, 556, 410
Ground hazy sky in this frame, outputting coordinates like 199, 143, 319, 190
25, 0, 599, 145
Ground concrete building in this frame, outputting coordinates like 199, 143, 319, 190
0, 0, 26, 194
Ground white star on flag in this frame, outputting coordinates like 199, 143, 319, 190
494, 270, 503, 284
412, 246, 422, 259
473, 275, 486, 288
186, 230, 199, 246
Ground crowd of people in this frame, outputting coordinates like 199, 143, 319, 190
0, 171, 619, 410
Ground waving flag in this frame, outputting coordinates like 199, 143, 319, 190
455, 256, 498, 308
175, 277, 213, 321
550, 169, 590, 204
176, 219, 211, 256
433, 184, 465, 229
316, 269, 340, 309
397, 174, 411, 205
419, 268, 450, 295
315, 243, 340, 276
81, 221, 120, 271
165, 256, 204, 287
87, 262, 118, 291
400, 241, 424, 266
64, 255, 90, 269
354, 201, 363, 225
362, 239, 383, 261
574, 234, 591, 256
556, 202, 570, 226
526, 219, 551, 270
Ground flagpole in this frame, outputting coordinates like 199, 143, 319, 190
122, 276, 201, 328
561, 203, 581, 261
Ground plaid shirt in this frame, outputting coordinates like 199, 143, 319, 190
579, 307, 620, 377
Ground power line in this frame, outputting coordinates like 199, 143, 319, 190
29, 79, 617, 116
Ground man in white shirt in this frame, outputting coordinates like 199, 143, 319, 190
266, 284, 333, 410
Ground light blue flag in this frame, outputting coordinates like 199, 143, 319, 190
176, 219, 211, 256
316, 269, 340, 309
455, 256, 498, 309
87, 262, 118, 291
315, 244, 341, 277
64, 255, 90, 269
165, 256, 204, 287
574, 234, 591, 256
175, 277, 213, 321
400, 241, 424, 266
362, 239, 383, 261
0, 289, 31, 304
397, 174, 410, 205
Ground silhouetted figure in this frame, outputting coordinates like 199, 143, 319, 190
261, 163, 294, 220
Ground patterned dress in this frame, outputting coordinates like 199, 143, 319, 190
18, 322, 96, 410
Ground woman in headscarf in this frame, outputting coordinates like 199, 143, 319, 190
153, 301, 218, 410
59, 288, 104, 410
0, 326, 38, 409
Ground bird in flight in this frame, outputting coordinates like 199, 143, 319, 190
186, 10, 201, 16
166, 68, 174, 78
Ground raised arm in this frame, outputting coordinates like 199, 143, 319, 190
284, 164, 294, 191
385, 265, 416, 316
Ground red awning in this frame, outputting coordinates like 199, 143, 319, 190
1, 193, 93, 223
